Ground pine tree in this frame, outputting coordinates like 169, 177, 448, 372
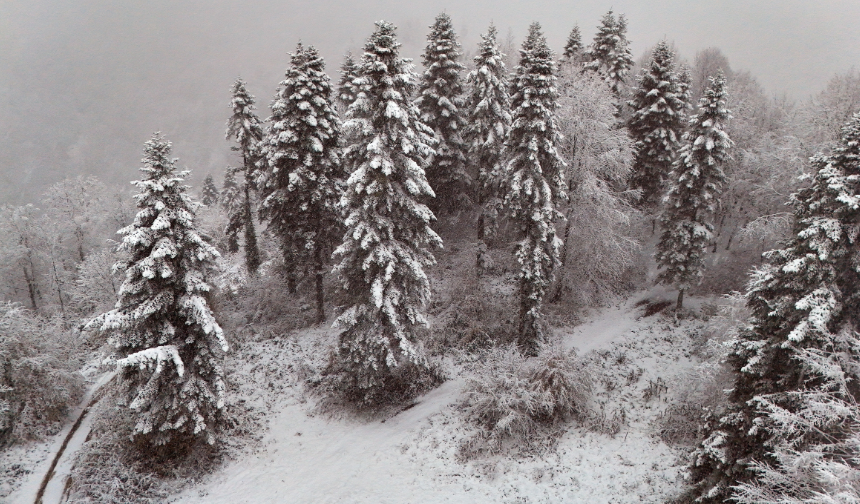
333, 21, 441, 403
201, 174, 219, 206
84, 133, 228, 448
561, 25, 583, 64
258, 43, 343, 324
225, 79, 263, 273
583, 10, 634, 96
627, 41, 686, 207
503, 22, 567, 356
337, 52, 360, 114
465, 23, 511, 276
688, 113, 860, 503
416, 13, 471, 214
656, 72, 732, 309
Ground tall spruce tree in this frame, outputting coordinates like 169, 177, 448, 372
688, 113, 860, 503
465, 23, 511, 276
627, 41, 686, 207
84, 133, 228, 447
201, 174, 219, 206
561, 25, 583, 64
225, 79, 263, 273
583, 10, 633, 96
656, 72, 732, 309
503, 22, 567, 356
333, 21, 441, 403
337, 52, 360, 113
259, 44, 343, 323
416, 13, 471, 214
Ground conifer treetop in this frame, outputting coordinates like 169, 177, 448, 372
562, 25, 582, 61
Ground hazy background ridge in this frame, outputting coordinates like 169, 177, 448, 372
2, 0, 858, 203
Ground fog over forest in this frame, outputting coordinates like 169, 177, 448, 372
1, 0, 859, 203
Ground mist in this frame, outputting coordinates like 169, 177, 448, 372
2, 0, 858, 203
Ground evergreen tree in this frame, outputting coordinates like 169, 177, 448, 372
561, 25, 583, 64
503, 22, 567, 356
201, 174, 219, 206
337, 52, 360, 114
333, 21, 441, 403
85, 133, 228, 447
655, 72, 732, 309
465, 23, 511, 276
220, 168, 240, 253
627, 41, 686, 207
225, 78, 263, 273
416, 13, 471, 214
688, 113, 860, 503
258, 43, 343, 324
583, 10, 634, 96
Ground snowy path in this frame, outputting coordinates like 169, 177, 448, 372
9, 371, 115, 504
171, 380, 472, 504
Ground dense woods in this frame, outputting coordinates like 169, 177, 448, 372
2, 9, 860, 503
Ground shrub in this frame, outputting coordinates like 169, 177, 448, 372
459, 345, 591, 457
0, 303, 85, 447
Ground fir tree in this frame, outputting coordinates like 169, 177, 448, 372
333, 21, 441, 403
201, 174, 219, 206
225, 78, 263, 273
416, 13, 471, 214
337, 52, 360, 114
258, 43, 343, 324
583, 10, 634, 96
84, 133, 228, 448
627, 41, 686, 207
465, 23, 511, 276
688, 113, 860, 503
655, 72, 732, 309
561, 25, 583, 64
503, 22, 567, 356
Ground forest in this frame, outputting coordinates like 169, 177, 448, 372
2, 7, 860, 503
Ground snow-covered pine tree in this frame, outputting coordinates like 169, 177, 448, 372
561, 25, 583, 64
583, 10, 633, 96
465, 23, 511, 277
337, 52, 360, 114
220, 168, 240, 253
84, 133, 228, 448
687, 112, 860, 503
333, 21, 441, 403
627, 41, 686, 207
258, 43, 343, 324
225, 78, 263, 273
416, 13, 471, 214
503, 22, 567, 356
655, 72, 731, 310
201, 174, 219, 206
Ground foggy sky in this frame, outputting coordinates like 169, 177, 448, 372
1, 0, 858, 204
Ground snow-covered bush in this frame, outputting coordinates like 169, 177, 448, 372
0, 302, 85, 446
459, 345, 591, 457
71, 247, 124, 317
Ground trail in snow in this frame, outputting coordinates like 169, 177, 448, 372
169, 291, 707, 503
10, 371, 115, 504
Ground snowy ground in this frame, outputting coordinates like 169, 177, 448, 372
165, 289, 709, 504
3, 287, 714, 504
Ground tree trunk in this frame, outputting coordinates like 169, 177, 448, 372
22, 263, 38, 311
243, 186, 261, 274
676, 288, 685, 310
50, 255, 66, 321
550, 210, 573, 304
314, 243, 325, 325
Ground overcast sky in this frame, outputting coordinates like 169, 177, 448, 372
1, 0, 858, 203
